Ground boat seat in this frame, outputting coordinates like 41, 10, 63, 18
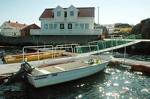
31, 68, 50, 76
54, 66, 65, 71
38, 69, 51, 74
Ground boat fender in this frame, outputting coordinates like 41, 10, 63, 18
96, 59, 101, 64
88, 59, 94, 64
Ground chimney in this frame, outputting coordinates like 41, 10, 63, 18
16, 21, 18, 23
8, 20, 10, 23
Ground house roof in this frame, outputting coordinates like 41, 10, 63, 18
7, 21, 27, 29
40, 9, 54, 19
21, 24, 40, 31
40, 7, 94, 19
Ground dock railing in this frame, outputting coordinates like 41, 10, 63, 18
22, 45, 53, 62
22, 43, 79, 62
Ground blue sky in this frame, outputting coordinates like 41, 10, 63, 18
0, 0, 150, 25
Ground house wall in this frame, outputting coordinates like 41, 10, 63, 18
40, 17, 94, 32
32, 6, 102, 35
0, 22, 21, 37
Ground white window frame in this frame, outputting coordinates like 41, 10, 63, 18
70, 11, 74, 16
44, 24, 48, 30
49, 24, 53, 29
80, 23, 84, 29
57, 11, 61, 17
85, 24, 89, 29
68, 23, 72, 29
54, 24, 57, 29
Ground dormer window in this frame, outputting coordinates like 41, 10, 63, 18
64, 11, 67, 17
70, 11, 74, 16
57, 11, 61, 16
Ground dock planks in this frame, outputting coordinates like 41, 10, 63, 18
112, 58, 150, 66
111, 57, 150, 73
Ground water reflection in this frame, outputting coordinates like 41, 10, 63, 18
23, 71, 106, 99
18, 65, 150, 99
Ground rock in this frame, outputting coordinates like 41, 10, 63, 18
131, 18, 150, 39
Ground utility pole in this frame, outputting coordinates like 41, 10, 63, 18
98, 6, 100, 25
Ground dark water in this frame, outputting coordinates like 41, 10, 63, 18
113, 52, 150, 62
25, 66, 150, 99
1, 65, 149, 99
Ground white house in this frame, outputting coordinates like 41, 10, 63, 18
0, 21, 40, 37
0, 21, 27, 37
104, 24, 115, 34
31, 5, 102, 36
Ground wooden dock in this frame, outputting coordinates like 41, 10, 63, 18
0, 56, 77, 75
111, 58, 150, 73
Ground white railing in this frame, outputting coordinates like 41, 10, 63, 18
22, 44, 78, 62
22, 45, 53, 61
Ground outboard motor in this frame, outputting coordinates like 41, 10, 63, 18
20, 62, 34, 74
4, 62, 34, 85
0, 50, 5, 58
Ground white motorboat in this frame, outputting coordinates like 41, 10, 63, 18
22, 55, 110, 88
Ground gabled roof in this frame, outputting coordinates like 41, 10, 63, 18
6, 21, 27, 29
40, 7, 94, 19
78, 7, 94, 17
21, 23, 40, 31
40, 9, 54, 19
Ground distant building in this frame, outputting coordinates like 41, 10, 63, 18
31, 5, 102, 36
21, 24, 40, 37
0, 21, 27, 37
0, 21, 40, 37
104, 24, 115, 34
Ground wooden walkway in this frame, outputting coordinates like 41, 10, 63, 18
112, 58, 150, 67
111, 57, 150, 73
104, 39, 150, 42
0, 63, 21, 75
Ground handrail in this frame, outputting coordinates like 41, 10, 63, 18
22, 45, 53, 62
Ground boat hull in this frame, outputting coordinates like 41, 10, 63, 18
27, 62, 108, 88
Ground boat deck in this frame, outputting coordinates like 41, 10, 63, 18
42, 61, 89, 73
31, 56, 104, 76
31, 60, 90, 76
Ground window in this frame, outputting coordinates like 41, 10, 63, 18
70, 11, 74, 16
57, 11, 61, 16
60, 24, 64, 29
80, 23, 84, 29
75, 23, 78, 29
64, 11, 67, 17
49, 24, 53, 29
68, 23, 72, 29
44, 24, 48, 30
85, 24, 89, 29
14, 33, 16, 36
54, 24, 57, 29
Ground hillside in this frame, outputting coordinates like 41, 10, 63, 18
131, 18, 150, 39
